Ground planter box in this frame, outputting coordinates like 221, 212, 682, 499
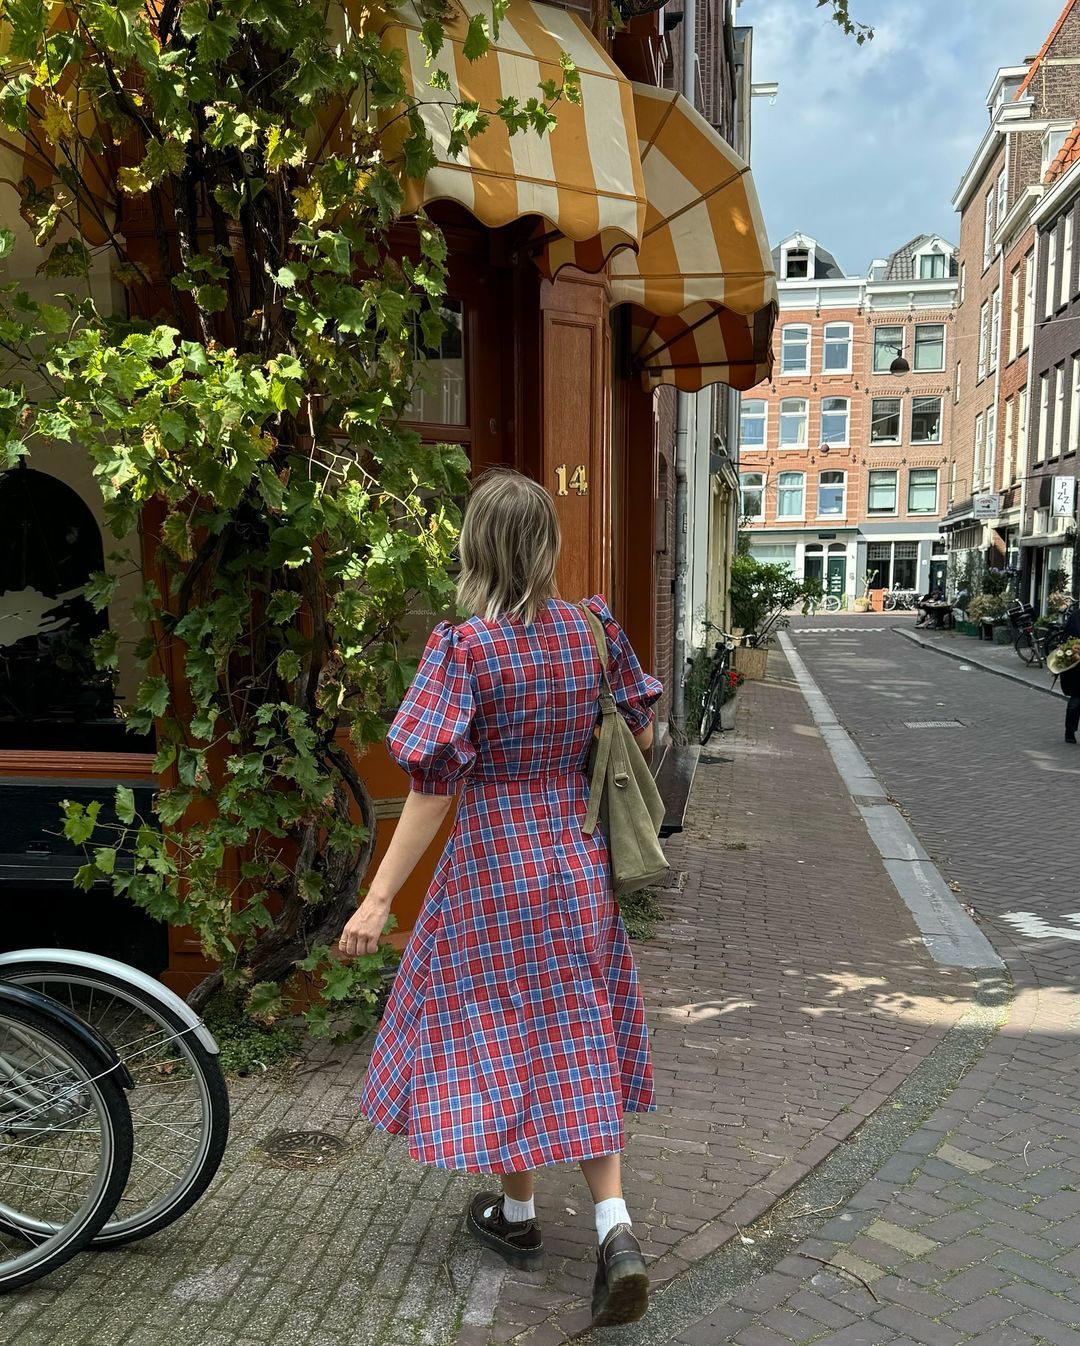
993, 625, 1013, 645
869, 589, 885, 612
956, 620, 979, 636
734, 645, 769, 681
719, 692, 738, 732
852, 597, 871, 613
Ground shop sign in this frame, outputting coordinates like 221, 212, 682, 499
973, 494, 1002, 520
1052, 475, 1077, 517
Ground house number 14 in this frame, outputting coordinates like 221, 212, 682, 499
554, 464, 588, 496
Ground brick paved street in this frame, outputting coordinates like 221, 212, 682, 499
0, 637, 971, 1346
662, 619, 1080, 1346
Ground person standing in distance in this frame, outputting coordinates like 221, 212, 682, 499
339, 467, 663, 1328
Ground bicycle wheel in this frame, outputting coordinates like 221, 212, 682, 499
698, 668, 726, 745
823, 595, 841, 613
0, 963, 229, 1248
883, 593, 897, 611
1015, 630, 1040, 666
0, 995, 133, 1293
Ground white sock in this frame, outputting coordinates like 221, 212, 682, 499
595, 1197, 631, 1243
493, 1193, 535, 1223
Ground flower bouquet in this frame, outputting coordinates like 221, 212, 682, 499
1048, 637, 1080, 677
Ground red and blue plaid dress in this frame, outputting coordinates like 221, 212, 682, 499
360, 595, 663, 1174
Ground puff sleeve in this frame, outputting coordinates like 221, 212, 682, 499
584, 595, 663, 734
386, 623, 478, 794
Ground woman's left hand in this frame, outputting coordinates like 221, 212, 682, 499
339, 897, 391, 958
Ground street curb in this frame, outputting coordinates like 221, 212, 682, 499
895, 626, 1061, 698
779, 631, 1003, 971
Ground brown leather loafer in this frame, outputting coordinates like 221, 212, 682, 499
591, 1223, 649, 1327
465, 1192, 545, 1271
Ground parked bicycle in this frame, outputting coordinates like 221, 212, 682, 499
1009, 599, 1076, 669
804, 592, 842, 615
883, 588, 918, 611
695, 631, 739, 745
0, 949, 229, 1291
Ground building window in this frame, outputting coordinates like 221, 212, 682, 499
1043, 126, 1069, 176
1008, 267, 1021, 363
873, 325, 903, 373
777, 472, 805, 518
919, 253, 947, 279
822, 322, 852, 373
818, 470, 847, 517
908, 468, 939, 514
983, 190, 994, 269
985, 411, 996, 488
780, 324, 810, 375
1046, 227, 1058, 320
784, 247, 809, 279
1017, 385, 1028, 481
959, 261, 966, 304
779, 398, 808, 448
871, 396, 901, 444
1023, 249, 1035, 350
989, 291, 1000, 371
1054, 362, 1067, 457
867, 541, 892, 590
407, 299, 466, 425
740, 471, 765, 519
973, 413, 984, 487
1037, 374, 1050, 463
1004, 397, 1015, 483
978, 301, 989, 380
739, 398, 767, 450
1061, 212, 1074, 311
996, 168, 1007, 225
911, 396, 942, 444
867, 469, 898, 514
955, 362, 962, 404
1071, 359, 1080, 457
914, 323, 945, 372
820, 396, 850, 446
894, 542, 919, 590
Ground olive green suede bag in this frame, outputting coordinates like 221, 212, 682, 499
579, 604, 670, 897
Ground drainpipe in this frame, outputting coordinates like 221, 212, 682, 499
670, 0, 698, 742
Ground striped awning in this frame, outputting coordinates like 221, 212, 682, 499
544, 83, 776, 393
370, 0, 646, 268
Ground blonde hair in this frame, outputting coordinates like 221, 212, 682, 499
456, 468, 561, 625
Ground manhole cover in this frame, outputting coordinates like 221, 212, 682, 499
903, 720, 964, 729
258, 1129, 349, 1169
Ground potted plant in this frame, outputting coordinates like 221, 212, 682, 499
719, 668, 743, 732
852, 570, 878, 613
967, 592, 1011, 638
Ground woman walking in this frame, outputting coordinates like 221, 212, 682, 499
339, 468, 662, 1328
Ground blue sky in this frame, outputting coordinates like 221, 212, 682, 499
743, 0, 1068, 276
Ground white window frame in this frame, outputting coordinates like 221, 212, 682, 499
873, 325, 904, 374
1071, 360, 1080, 457
959, 261, 966, 304
870, 396, 901, 445
918, 253, 947, 280
1043, 126, 1069, 177
955, 362, 962, 405
778, 397, 808, 449
907, 469, 939, 516
996, 168, 1007, 226
914, 322, 946, 373
1046, 227, 1058, 320
817, 469, 847, 519
1023, 249, 1035, 350
1061, 212, 1075, 312
911, 396, 943, 445
1003, 397, 1015, 483
1054, 362, 1066, 458
983, 190, 995, 269
740, 471, 765, 519
989, 291, 1000, 372
780, 324, 811, 376
978, 302, 989, 381
1017, 385, 1029, 481
739, 398, 768, 452
1037, 373, 1050, 464
821, 322, 853, 374
867, 470, 898, 516
776, 471, 806, 520
1008, 266, 1021, 363
820, 396, 850, 447
985, 408, 996, 489
973, 412, 984, 488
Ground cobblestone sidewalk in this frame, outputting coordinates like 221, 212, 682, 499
0, 651, 973, 1346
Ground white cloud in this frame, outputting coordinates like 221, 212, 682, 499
743, 0, 1068, 274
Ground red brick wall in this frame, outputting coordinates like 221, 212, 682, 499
654, 387, 676, 731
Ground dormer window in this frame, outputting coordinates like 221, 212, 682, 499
1043, 126, 1069, 176
919, 253, 947, 279
784, 247, 809, 279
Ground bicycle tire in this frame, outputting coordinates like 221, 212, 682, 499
1015, 631, 1040, 667
883, 594, 897, 611
698, 665, 727, 745
0, 998, 133, 1293
823, 595, 841, 613
0, 964, 230, 1248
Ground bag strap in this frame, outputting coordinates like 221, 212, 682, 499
579, 603, 618, 836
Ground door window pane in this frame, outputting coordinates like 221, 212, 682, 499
779, 398, 808, 447
406, 300, 466, 425
803, 545, 824, 583
818, 470, 846, 516
868, 470, 898, 513
874, 326, 903, 373
777, 472, 805, 518
871, 397, 901, 444
739, 398, 767, 449
822, 323, 852, 372
820, 397, 850, 445
908, 469, 939, 514
781, 324, 810, 374
911, 396, 942, 444
914, 323, 945, 372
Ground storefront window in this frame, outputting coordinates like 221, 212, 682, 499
406, 300, 466, 426
894, 542, 918, 589
867, 541, 892, 590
